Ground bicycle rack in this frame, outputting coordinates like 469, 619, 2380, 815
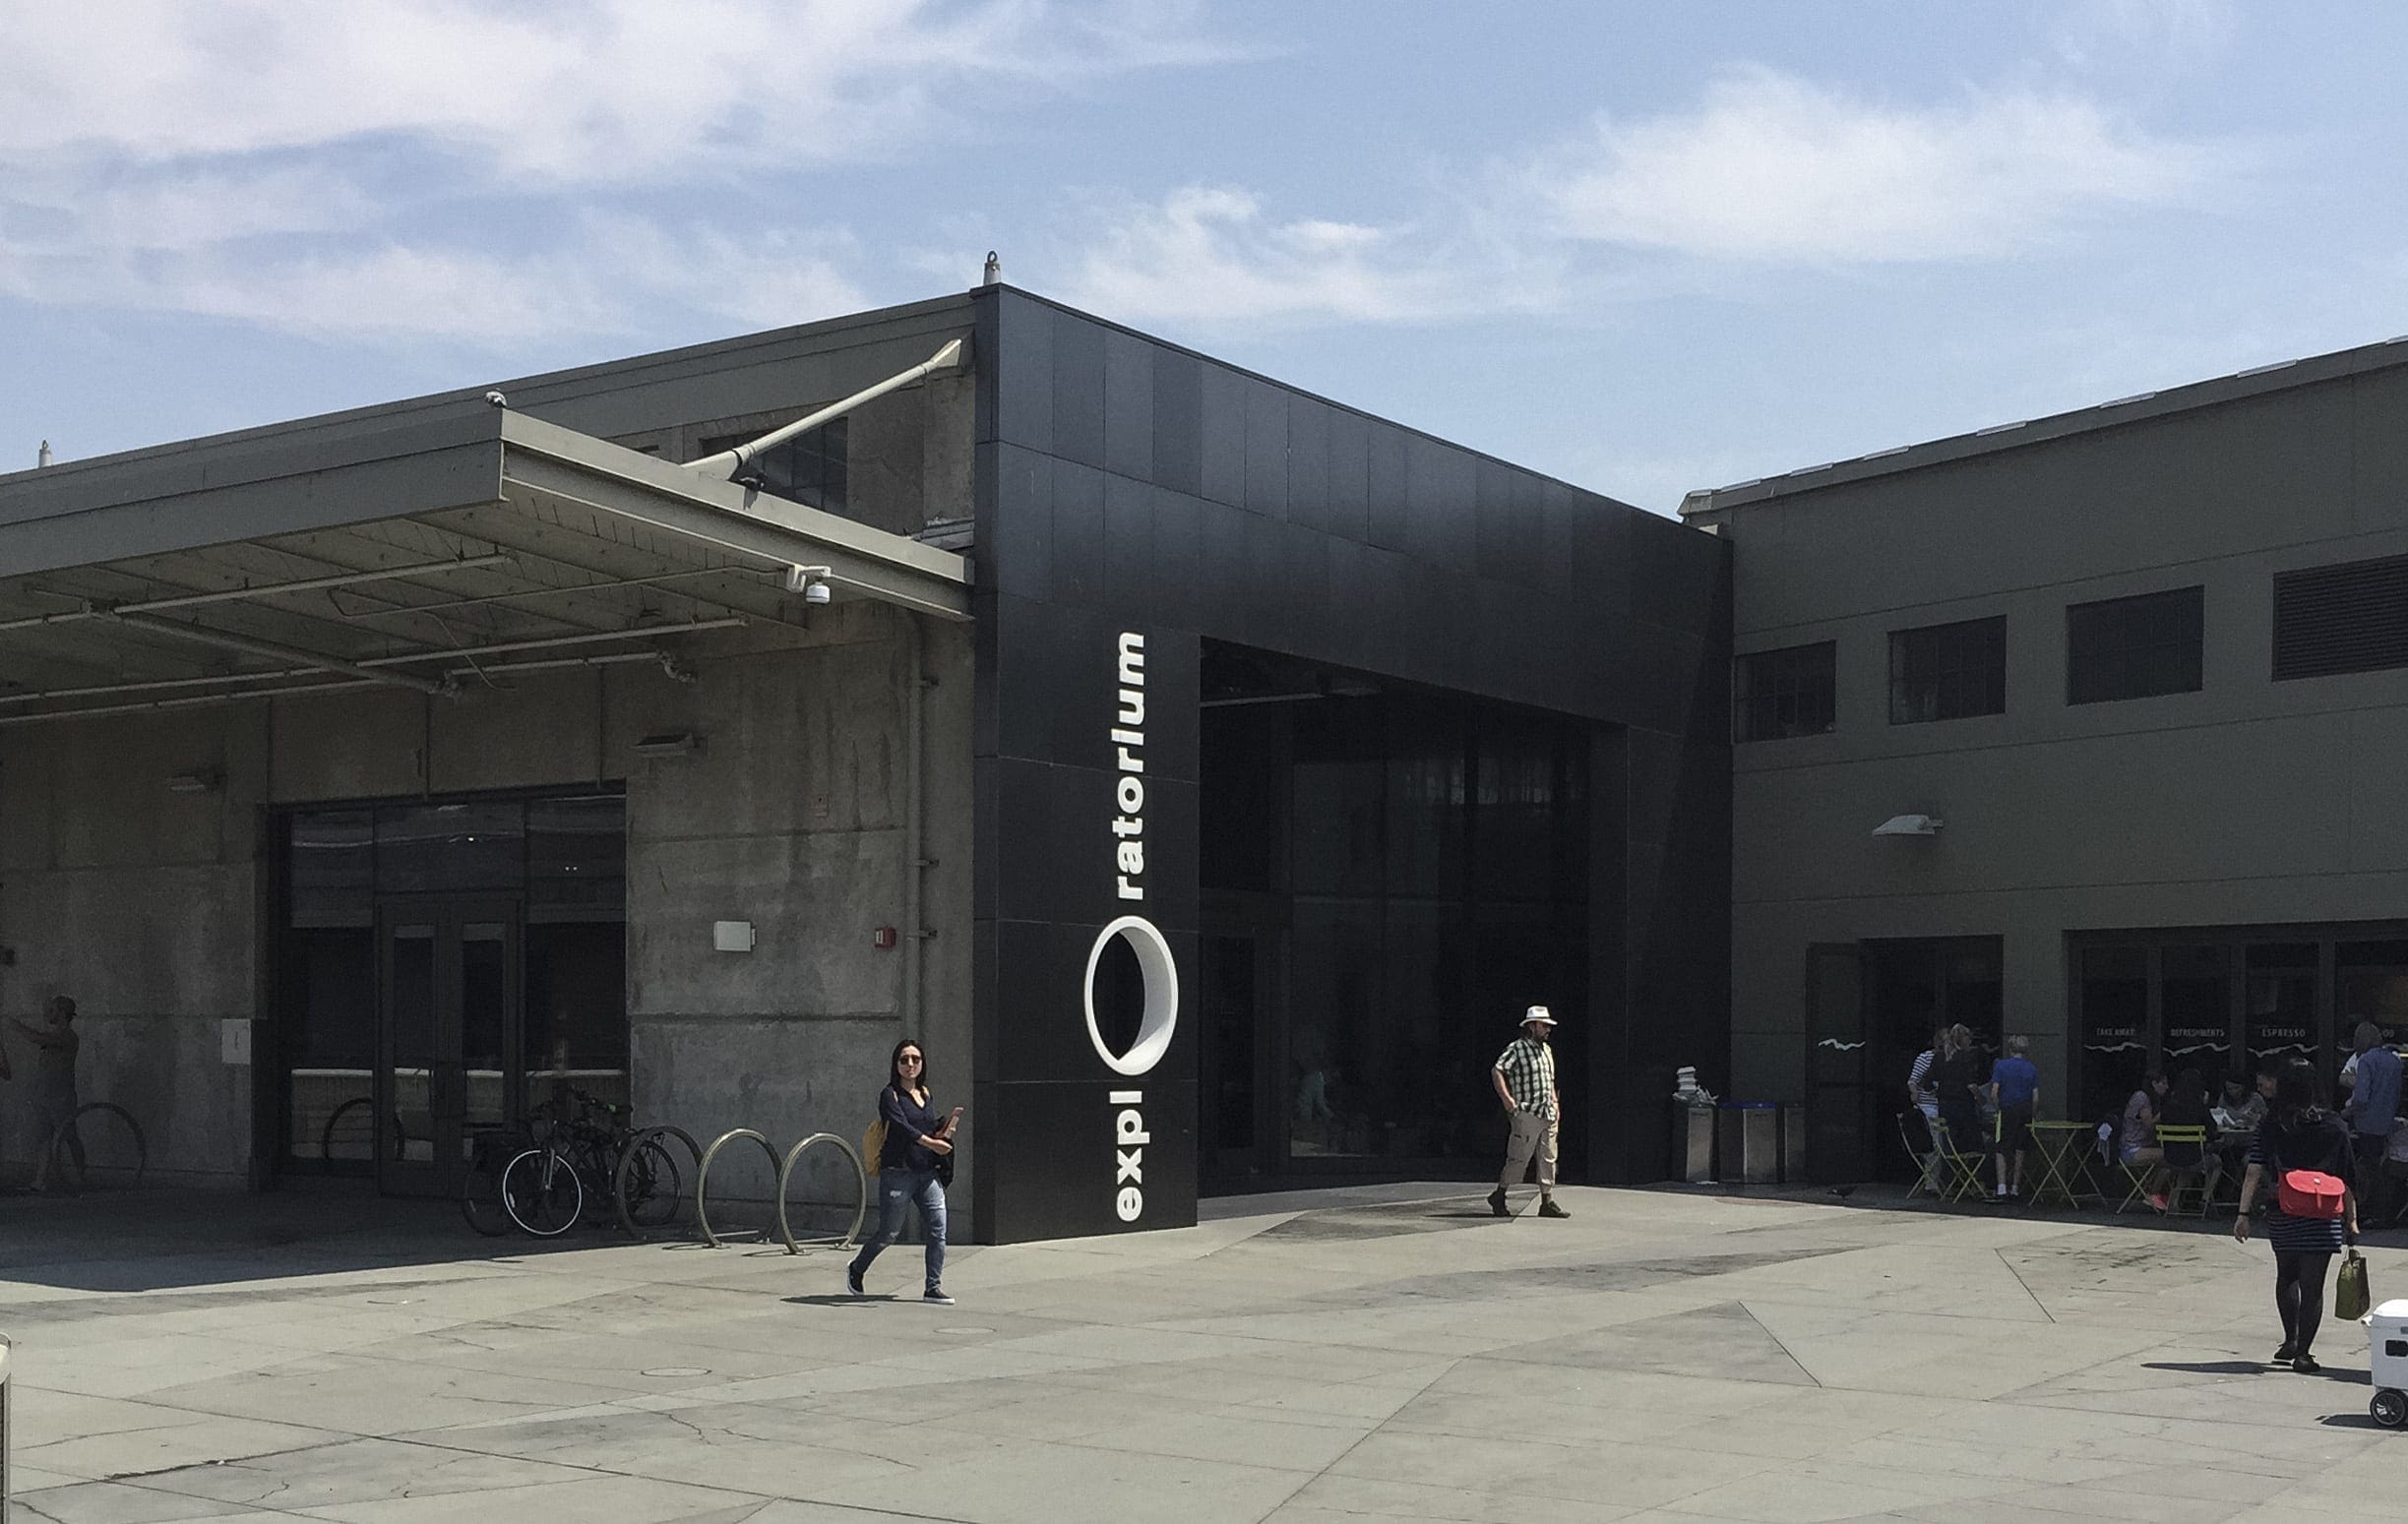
614, 1125, 704, 1239
695, 1128, 797, 1251
46, 1102, 148, 1189
775, 1132, 869, 1251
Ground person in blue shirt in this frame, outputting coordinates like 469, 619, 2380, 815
1987, 1034, 2042, 1200
2340, 1022, 2402, 1224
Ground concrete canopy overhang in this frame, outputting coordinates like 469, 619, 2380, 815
0, 404, 970, 725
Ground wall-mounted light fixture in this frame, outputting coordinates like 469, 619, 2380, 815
633, 731, 697, 759
1872, 813, 1944, 837
165, 768, 222, 794
783, 564, 834, 605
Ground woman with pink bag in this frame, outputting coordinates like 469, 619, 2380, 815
2234, 1059, 2361, 1373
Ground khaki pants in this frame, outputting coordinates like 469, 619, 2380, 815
1499, 1109, 1558, 1192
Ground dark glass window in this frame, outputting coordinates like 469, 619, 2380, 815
2068, 586, 2202, 704
2161, 944, 2232, 1082
2078, 945, 2149, 1123
2273, 553, 2408, 680
2245, 943, 2317, 1074
1732, 641, 1835, 742
1889, 616, 2006, 724
698, 417, 847, 513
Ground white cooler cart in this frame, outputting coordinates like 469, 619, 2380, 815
2374, 1299, 2408, 1430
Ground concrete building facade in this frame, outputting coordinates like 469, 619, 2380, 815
0, 285, 1730, 1240
1684, 338, 2408, 1180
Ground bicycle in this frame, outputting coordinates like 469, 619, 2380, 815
494, 1089, 682, 1238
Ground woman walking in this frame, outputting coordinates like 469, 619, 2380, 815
2234, 1058, 2360, 1373
846, 1039, 959, 1305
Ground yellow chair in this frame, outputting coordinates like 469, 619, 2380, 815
2155, 1125, 2212, 1216
1899, 1111, 1986, 1205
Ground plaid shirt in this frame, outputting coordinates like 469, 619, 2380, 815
1494, 1035, 1557, 1119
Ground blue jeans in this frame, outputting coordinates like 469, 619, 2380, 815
848, 1167, 946, 1292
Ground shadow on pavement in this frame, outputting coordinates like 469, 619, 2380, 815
0, 1185, 712, 1293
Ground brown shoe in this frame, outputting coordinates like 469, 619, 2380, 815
1536, 1198, 1570, 1219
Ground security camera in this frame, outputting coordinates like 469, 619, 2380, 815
784, 565, 834, 604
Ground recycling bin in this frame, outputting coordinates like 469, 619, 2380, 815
1780, 1104, 1808, 1185
1674, 1106, 1717, 1184
1719, 1102, 1779, 1186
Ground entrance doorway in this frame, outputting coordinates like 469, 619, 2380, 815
1803, 936, 2003, 1182
277, 793, 627, 1195
376, 900, 516, 1195
1196, 643, 1595, 1186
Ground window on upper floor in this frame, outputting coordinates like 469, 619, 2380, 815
696, 416, 848, 514
2067, 585, 2203, 704
1888, 616, 2005, 724
2273, 552, 2408, 681
1732, 641, 1836, 743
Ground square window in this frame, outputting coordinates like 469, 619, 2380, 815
1888, 616, 2005, 725
2067, 586, 2203, 704
1733, 642, 1835, 742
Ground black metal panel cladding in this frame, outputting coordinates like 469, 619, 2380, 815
2274, 552, 2408, 680
967, 286, 1732, 1244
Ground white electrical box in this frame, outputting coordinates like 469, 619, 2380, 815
220, 1018, 253, 1066
712, 920, 756, 953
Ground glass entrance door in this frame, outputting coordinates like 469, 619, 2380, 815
376, 899, 519, 1195
1803, 944, 1869, 1183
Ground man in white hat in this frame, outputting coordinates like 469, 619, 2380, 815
1488, 1006, 1568, 1218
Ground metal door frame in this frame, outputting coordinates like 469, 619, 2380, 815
373, 895, 522, 1196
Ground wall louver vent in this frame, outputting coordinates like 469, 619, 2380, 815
2273, 553, 2408, 680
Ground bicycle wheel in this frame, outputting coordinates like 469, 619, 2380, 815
320, 1096, 377, 1165
621, 1136, 684, 1229
50, 1102, 147, 1189
500, 1146, 585, 1237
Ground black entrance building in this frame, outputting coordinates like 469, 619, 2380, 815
967, 289, 1731, 1241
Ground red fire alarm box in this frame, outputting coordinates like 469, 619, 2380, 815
873, 927, 898, 949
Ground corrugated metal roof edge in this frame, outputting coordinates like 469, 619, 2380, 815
1, 291, 976, 491
1677, 333, 2408, 518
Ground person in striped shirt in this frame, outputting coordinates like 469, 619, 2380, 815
1488, 1006, 1569, 1219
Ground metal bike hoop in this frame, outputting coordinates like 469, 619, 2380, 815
614, 1125, 703, 1239
775, 1131, 869, 1252
694, 1128, 797, 1251
48, 1102, 148, 1189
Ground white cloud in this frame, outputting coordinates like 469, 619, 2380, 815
0, 0, 1224, 184
0, 212, 870, 344
2052, 0, 2241, 70
1061, 186, 1559, 329
1538, 66, 2230, 263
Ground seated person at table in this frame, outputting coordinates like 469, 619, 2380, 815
2218, 1073, 2268, 1134
2122, 1072, 2171, 1210
1988, 1035, 2040, 1200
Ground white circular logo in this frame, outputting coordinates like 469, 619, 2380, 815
1082, 915, 1179, 1076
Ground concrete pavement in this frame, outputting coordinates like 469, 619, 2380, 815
2, 1184, 2403, 1523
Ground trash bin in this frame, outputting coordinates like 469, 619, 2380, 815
1673, 1105, 1716, 1184
1780, 1104, 1808, 1185
1720, 1102, 1779, 1186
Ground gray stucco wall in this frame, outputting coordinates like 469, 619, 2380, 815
1699, 357, 2408, 1107
0, 606, 976, 1227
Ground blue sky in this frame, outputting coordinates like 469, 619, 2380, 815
4, 0, 2404, 513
